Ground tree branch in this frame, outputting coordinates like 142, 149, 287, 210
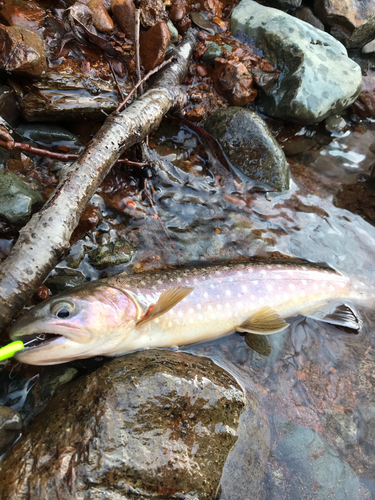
0, 28, 198, 332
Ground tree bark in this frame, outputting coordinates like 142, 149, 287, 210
0, 28, 198, 332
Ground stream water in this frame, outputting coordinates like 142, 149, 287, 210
1, 115, 375, 498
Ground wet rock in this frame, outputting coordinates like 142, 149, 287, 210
0, 24, 47, 77
314, 0, 375, 49
0, 170, 43, 225
201, 0, 224, 17
0, 351, 246, 500
265, 0, 302, 10
111, 0, 135, 40
44, 270, 87, 294
270, 417, 360, 499
295, 6, 325, 31
175, 15, 191, 33
212, 58, 257, 106
71, 204, 99, 242
0, 85, 19, 128
140, 21, 171, 72
324, 409, 357, 454
190, 11, 217, 35
351, 76, 375, 118
88, 0, 114, 32
202, 41, 232, 65
0, 0, 45, 31
205, 107, 289, 191
88, 238, 136, 269
169, 0, 187, 22
325, 114, 347, 133
16, 123, 81, 149
231, 0, 362, 124
9, 70, 130, 121
0, 406, 22, 456
139, 0, 168, 28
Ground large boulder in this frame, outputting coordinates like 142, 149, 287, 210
314, 0, 375, 49
204, 107, 289, 191
231, 0, 362, 124
0, 351, 248, 500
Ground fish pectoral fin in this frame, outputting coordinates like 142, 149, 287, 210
236, 306, 289, 335
307, 303, 360, 331
136, 286, 194, 328
244, 333, 271, 356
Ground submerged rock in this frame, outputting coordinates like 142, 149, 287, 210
0, 351, 245, 500
16, 123, 81, 149
88, 238, 136, 269
267, 417, 360, 499
0, 24, 47, 77
111, 0, 136, 40
295, 6, 325, 31
212, 58, 257, 106
231, 0, 362, 124
314, 0, 375, 49
0, 170, 43, 225
140, 21, 171, 72
0, 406, 22, 456
204, 107, 289, 191
351, 76, 375, 118
0, 0, 45, 31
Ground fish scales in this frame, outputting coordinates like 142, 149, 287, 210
9, 260, 371, 365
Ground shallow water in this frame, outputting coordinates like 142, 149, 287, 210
1, 117, 375, 498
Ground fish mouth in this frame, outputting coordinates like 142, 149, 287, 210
20, 332, 65, 350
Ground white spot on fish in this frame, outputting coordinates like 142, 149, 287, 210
198, 314, 203, 320
202, 276, 206, 281
313, 283, 318, 290
253, 280, 259, 285
215, 270, 221, 275
267, 284, 273, 292
190, 318, 194, 323
141, 281, 146, 285
189, 308, 194, 313
261, 270, 266, 275
248, 268, 253, 273
238, 271, 243, 276
168, 322, 172, 327
329, 285, 334, 291
275, 275, 281, 280
157, 280, 163, 285
229, 278, 234, 282
284, 293, 289, 301
225, 303, 230, 308
155, 318, 159, 323
203, 292, 208, 298
193, 278, 198, 283
241, 285, 247, 293
152, 286, 157, 290
208, 305, 213, 311
301, 291, 306, 297
177, 277, 182, 283
216, 304, 222, 310
216, 295, 220, 299
210, 314, 216, 320
259, 297, 265, 304
226, 290, 231, 296
237, 302, 243, 309
197, 304, 202, 310
178, 311, 183, 318
302, 280, 307, 285
302, 266, 307, 271
210, 285, 215, 289
338, 282, 345, 288
277, 264, 282, 268
251, 295, 256, 300
289, 283, 295, 290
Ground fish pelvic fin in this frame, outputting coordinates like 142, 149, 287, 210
136, 286, 194, 328
236, 306, 289, 335
244, 333, 271, 356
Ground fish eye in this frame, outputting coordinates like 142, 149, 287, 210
52, 302, 75, 319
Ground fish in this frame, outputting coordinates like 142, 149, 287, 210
9, 260, 373, 365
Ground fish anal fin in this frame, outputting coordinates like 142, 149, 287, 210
236, 306, 289, 335
308, 303, 360, 332
136, 286, 194, 328
244, 333, 271, 356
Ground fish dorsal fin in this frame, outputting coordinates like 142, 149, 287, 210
244, 333, 271, 356
236, 306, 289, 335
307, 303, 360, 331
136, 286, 194, 328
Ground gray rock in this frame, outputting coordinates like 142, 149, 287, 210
204, 107, 289, 191
231, 0, 362, 123
88, 238, 136, 269
0, 406, 22, 456
325, 114, 347, 133
0, 170, 43, 225
273, 418, 360, 499
0, 351, 246, 500
362, 39, 375, 54
295, 6, 325, 31
45, 270, 88, 294
264, 0, 302, 10
167, 20, 178, 44
202, 42, 233, 65
314, 0, 375, 49
324, 409, 357, 453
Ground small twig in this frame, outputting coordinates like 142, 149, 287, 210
144, 179, 180, 264
106, 55, 124, 102
134, 9, 144, 96
115, 56, 174, 113
0, 140, 147, 167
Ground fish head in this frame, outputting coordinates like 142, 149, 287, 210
9, 283, 138, 365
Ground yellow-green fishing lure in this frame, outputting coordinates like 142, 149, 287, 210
0, 341, 24, 361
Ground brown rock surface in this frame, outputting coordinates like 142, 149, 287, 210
0, 24, 47, 76
351, 76, 375, 118
212, 58, 257, 106
169, 0, 187, 21
0, 0, 45, 31
88, 0, 114, 32
140, 21, 171, 72
111, 0, 136, 40
140, 0, 168, 28
0, 350, 246, 500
